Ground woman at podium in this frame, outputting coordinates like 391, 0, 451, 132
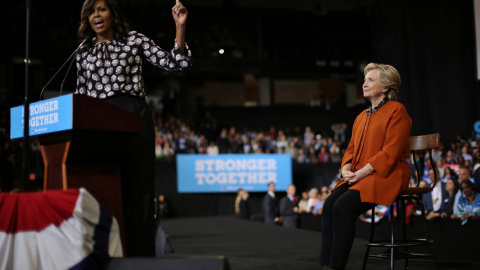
74, 0, 192, 256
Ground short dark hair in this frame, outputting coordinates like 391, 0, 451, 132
461, 179, 475, 190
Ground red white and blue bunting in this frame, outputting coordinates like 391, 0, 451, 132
0, 188, 123, 270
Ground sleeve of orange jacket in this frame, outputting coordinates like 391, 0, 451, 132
341, 116, 359, 170
368, 105, 412, 177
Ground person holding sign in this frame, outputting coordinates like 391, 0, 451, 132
75, 0, 191, 256
319, 63, 412, 270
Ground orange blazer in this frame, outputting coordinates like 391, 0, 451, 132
336, 101, 412, 205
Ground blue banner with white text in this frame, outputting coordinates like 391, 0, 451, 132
177, 154, 292, 193
10, 95, 73, 139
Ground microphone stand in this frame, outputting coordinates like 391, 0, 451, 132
59, 54, 77, 96
39, 37, 89, 100
22, 0, 31, 191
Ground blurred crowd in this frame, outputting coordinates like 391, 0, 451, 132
153, 110, 349, 164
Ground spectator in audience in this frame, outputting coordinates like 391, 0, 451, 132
458, 166, 473, 184
155, 193, 170, 219
280, 184, 299, 228
296, 147, 308, 163
473, 165, 480, 192
402, 179, 428, 225
162, 141, 175, 157
446, 149, 458, 164
462, 145, 473, 163
305, 188, 319, 213
423, 168, 446, 216
242, 136, 253, 154
359, 205, 388, 223
230, 132, 243, 154
454, 180, 480, 225
449, 167, 473, 217
267, 126, 277, 139
438, 178, 461, 219
286, 140, 299, 159
431, 144, 444, 164
304, 126, 315, 147
405, 197, 422, 225
331, 123, 347, 145
313, 186, 330, 215
201, 111, 216, 142
263, 182, 279, 224
441, 166, 457, 183
155, 132, 164, 158
176, 132, 188, 153
313, 134, 323, 153
235, 188, 245, 217
276, 130, 287, 151
329, 170, 342, 190
235, 188, 251, 220
329, 141, 341, 163
464, 158, 474, 170
298, 191, 309, 213
307, 145, 317, 163
313, 192, 324, 215
321, 186, 331, 197
206, 141, 219, 155
318, 146, 330, 163
436, 159, 445, 179
217, 128, 229, 153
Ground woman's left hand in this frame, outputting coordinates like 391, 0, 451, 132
345, 166, 370, 185
172, 0, 188, 26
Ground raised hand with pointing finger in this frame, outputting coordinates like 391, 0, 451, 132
172, 0, 188, 54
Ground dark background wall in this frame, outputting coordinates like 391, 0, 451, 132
369, 0, 480, 141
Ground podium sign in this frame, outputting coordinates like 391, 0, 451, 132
10, 94, 74, 139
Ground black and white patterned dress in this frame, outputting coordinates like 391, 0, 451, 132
75, 31, 192, 99
74, 31, 192, 256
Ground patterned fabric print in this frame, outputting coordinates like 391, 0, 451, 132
366, 96, 389, 115
76, 31, 192, 99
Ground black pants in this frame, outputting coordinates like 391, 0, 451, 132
319, 183, 376, 269
105, 94, 155, 257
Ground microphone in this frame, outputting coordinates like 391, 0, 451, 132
39, 36, 90, 100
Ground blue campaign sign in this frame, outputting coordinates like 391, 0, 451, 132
10, 94, 74, 139
177, 154, 292, 193
474, 121, 480, 139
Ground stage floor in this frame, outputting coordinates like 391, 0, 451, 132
159, 216, 465, 270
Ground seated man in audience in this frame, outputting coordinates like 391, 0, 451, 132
423, 168, 446, 217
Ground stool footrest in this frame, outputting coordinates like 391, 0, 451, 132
368, 252, 435, 260
366, 238, 434, 248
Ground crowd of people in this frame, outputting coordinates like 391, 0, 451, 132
153, 110, 350, 164
231, 130, 480, 228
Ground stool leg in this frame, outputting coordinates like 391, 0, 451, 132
418, 198, 439, 270
390, 204, 395, 270
400, 199, 409, 270
362, 207, 376, 270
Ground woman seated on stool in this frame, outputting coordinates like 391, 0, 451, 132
319, 63, 412, 270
